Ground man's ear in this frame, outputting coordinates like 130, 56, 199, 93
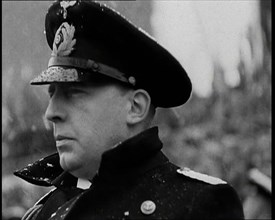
126, 89, 151, 125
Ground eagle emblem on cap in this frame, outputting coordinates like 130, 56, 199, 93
52, 22, 76, 57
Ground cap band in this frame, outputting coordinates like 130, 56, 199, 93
48, 56, 130, 84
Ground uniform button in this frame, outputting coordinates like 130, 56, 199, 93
140, 200, 156, 215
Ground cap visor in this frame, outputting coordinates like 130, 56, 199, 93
30, 66, 80, 85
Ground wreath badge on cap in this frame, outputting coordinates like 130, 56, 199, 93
52, 22, 76, 57
60, 0, 77, 19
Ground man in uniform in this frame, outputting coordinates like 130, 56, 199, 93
14, 1, 244, 219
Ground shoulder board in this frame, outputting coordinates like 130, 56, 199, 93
177, 168, 227, 185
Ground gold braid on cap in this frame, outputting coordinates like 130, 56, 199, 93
48, 56, 135, 85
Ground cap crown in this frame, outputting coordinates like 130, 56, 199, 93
31, 0, 192, 108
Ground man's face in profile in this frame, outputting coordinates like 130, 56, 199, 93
45, 81, 130, 179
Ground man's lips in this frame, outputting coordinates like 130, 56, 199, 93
55, 135, 74, 147
55, 135, 74, 141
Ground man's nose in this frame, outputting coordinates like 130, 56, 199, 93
45, 97, 66, 123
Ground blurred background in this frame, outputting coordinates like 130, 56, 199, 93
2, 1, 271, 219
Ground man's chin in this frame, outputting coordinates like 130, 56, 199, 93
58, 153, 100, 179
59, 154, 80, 173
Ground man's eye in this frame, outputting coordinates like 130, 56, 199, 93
66, 88, 85, 97
48, 92, 54, 98
48, 86, 55, 98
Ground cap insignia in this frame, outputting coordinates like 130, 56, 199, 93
52, 22, 76, 57
177, 168, 227, 185
60, 1, 77, 19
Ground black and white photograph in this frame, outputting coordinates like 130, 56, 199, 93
2, 1, 271, 219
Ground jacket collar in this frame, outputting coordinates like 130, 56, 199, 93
14, 127, 168, 188
14, 153, 76, 188
95, 127, 167, 183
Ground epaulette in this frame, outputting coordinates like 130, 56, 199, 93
248, 168, 271, 194
177, 167, 227, 185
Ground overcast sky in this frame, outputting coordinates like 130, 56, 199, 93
151, 1, 260, 97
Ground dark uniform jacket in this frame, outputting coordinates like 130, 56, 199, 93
15, 127, 244, 220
